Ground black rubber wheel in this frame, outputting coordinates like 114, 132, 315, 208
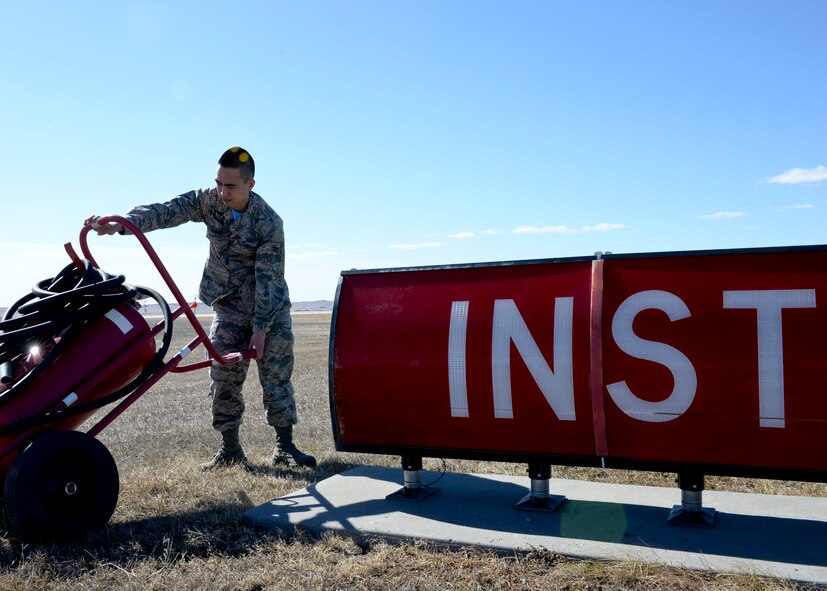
4, 430, 119, 539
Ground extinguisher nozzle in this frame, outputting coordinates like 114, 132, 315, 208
0, 362, 12, 385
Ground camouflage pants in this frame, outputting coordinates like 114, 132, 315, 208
208, 305, 298, 432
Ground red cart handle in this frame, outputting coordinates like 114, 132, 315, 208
80, 215, 254, 367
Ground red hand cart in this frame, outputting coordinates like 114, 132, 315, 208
0, 216, 253, 539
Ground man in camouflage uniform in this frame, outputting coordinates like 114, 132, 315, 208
86, 147, 316, 470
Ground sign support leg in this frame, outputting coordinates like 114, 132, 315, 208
667, 471, 716, 527
386, 455, 439, 502
514, 463, 566, 512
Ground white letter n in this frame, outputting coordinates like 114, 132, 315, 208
491, 298, 575, 420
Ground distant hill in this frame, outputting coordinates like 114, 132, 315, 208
290, 300, 334, 313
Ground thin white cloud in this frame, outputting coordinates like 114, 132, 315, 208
697, 211, 747, 220
581, 223, 626, 232
513, 222, 625, 234
389, 242, 444, 250
771, 203, 815, 212
765, 165, 827, 185
514, 225, 577, 234
481, 229, 503, 235
451, 232, 475, 239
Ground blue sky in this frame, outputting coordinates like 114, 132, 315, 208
1, 1, 824, 306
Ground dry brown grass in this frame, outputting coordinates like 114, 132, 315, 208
0, 313, 823, 590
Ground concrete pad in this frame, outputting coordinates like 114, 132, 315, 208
245, 465, 827, 584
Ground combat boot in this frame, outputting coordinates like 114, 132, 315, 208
272, 426, 317, 468
200, 426, 253, 471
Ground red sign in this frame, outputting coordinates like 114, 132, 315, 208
330, 247, 827, 478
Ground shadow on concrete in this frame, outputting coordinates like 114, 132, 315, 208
247, 466, 827, 569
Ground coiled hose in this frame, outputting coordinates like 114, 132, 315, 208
0, 260, 173, 435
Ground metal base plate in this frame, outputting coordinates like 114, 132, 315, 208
386, 486, 439, 502
666, 505, 716, 528
514, 493, 566, 513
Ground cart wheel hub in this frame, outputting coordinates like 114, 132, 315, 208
65, 482, 78, 496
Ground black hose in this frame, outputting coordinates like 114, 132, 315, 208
0, 260, 136, 392
0, 261, 173, 435
0, 261, 130, 351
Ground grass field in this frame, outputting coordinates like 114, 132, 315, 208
0, 313, 823, 590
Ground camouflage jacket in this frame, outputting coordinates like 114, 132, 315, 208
125, 189, 291, 333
